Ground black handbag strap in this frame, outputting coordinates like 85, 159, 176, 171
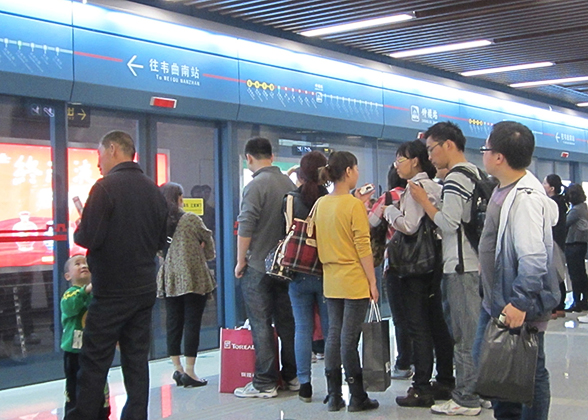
456, 225, 465, 274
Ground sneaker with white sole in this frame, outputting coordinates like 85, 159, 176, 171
286, 376, 300, 391
480, 399, 492, 409
234, 382, 278, 398
431, 399, 481, 416
578, 314, 588, 323
391, 366, 413, 380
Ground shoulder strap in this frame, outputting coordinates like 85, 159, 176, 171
385, 191, 393, 206
284, 194, 294, 234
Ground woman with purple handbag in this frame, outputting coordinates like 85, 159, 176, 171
314, 151, 379, 413
284, 151, 330, 403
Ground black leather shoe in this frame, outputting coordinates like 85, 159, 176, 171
299, 382, 312, 403
396, 387, 435, 407
181, 373, 207, 388
172, 371, 183, 386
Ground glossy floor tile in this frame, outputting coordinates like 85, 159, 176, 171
2, 315, 588, 419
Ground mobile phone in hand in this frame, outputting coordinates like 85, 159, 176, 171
73, 196, 84, 216
358, 184, 375, 195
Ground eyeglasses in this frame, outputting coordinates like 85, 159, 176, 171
393, 157, 408, 168
427, 141, 445, 155
479, 146, 493, 153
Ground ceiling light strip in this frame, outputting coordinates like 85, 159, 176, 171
510, 76, 588, 88
300, 13, 414, 37
577, 102, 588, 107
390, 40, 492, 58
461, 61, 554, 77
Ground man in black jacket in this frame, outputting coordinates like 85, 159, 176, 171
66, 131, 167, 420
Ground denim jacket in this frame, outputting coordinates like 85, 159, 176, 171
487, 171, 560, 322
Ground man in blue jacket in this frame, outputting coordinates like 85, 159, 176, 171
474, 121, 559, 420
66, 131, 168, 420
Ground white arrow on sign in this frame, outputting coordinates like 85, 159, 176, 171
127, 55, 144, 76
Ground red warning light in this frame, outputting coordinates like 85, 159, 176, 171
561, 151, 570, 158
150, 97, 177, 109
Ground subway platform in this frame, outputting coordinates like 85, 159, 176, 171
2, 315, 588, 420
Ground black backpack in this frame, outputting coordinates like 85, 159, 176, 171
446, 166, 498, 273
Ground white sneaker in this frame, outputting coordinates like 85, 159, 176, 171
480, 399, 492, 409
431, 399, 481, 416
234, 382, 278, 398
578, 315, 588, 323
286, 376, 300, 391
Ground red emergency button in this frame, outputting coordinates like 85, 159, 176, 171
150, 97, 177, 109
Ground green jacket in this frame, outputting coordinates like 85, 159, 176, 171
60, 285, 91, 353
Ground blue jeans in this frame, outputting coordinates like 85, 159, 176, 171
473, 310, 550, 420
289, 273, 329, 384
442, 272, 482, 408
240, 267, 296, 391
324, 298, 369, 379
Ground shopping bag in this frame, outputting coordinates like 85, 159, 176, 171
475, 318, 539, 405
219, 327, 256, 393
361, 301, 391, 392
219, 324, 282, 393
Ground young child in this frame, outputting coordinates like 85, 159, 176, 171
61, 254, 110, 419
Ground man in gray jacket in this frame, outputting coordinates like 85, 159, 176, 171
474, 121, 559, 420
234, 137, 298, 398
410, 122, 482, 415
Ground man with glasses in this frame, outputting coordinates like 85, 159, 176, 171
410, 121, 483, 415
474, 121, 559, 420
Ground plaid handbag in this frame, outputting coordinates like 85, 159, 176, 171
280, 197, 323, 276
265, 195, 294, 281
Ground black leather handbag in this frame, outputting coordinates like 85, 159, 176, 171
387, 216, 440, 278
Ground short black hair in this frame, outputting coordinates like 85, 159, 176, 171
424, 121, 467, 151
244, 137, 272, 159
488, 121, 534, 170
567, 183, 586, 206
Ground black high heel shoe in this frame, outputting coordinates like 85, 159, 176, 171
181, 373, 208, 388
172, 371, 183, 386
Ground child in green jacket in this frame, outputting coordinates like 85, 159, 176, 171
61, 254, 110, 419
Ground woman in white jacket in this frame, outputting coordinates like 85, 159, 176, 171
384, 140, 454, 408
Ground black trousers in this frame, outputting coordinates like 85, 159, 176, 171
565, 243, 588, 307
165, 293, 208, 357
64, 351, 109, 420
65, 292, 156, 420
385, 270, 413, 370
399, 273, 454, 392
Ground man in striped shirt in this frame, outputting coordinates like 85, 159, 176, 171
410, 122, 483, 416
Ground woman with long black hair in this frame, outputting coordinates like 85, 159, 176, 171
157, 182, 216, 388
286, 151, 330, 403
542, 174, 568, 317
384, 140, 454, 408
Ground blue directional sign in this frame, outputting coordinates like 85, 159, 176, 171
0, 12, 73, 81
72, 28, 240, 104
540, 122, 588, 153
239, 61, 383, 125
383, 89, 460, 132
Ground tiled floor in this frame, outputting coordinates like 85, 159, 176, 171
2, 315, 588, 419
